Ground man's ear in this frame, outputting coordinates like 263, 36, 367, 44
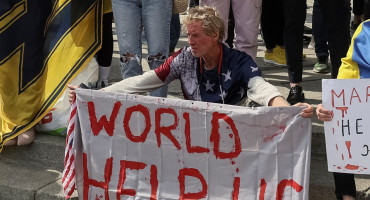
213, 32, 219, 41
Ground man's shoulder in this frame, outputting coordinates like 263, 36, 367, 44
227, 47, 253, 60
172, 46, 197, 64
225, 47, 256, 68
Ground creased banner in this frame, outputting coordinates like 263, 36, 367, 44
323, 79, 370, 174
0, 0, 102, 150
66, 89, 312, 199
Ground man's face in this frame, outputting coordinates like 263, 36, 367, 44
187, 21, 218, 57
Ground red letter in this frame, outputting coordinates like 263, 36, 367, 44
88, 101, 121, 136
366, 86, 370, 102
83, 153, 113, 200
178, 168, 207, 199
150, 165, 158, 200
276, 179, 303, 200
116, 160, 147, 199
183, 112, 210, 153
331, 89, 345, 107
123, 104, 151, 142
232, 177, 240, 200
350, 87, 362, 105
259, 179, 267, 200
210, 112, 241, 159
155, 108, 181, 150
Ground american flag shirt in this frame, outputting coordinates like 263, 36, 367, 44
155, 44, 262, 105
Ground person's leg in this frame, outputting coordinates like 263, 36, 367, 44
352, 0, 364, 34
95, 12, 114, 88
112, 0, 143, 79
364, 0, 370, 20
318, 0, 351, 78
312, 0, 329, 73
333, 172, 356, 200
261, 0, 277, 50
170, 13, 181, 55
261, 0, 285, 66
225, 4, 235, 48
232, 0, 261, 61
353, 0, 365, 22
283, 0, 306, 104
200, 0, 231, 45
142, 0, 172, 97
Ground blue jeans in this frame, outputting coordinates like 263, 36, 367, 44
170, 14, 181, 51
112, 0, 172, 97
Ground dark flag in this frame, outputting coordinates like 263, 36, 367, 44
0, 0, 102, 150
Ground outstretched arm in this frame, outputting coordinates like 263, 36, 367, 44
268, 96, 313, 118
68, 70, 165, 104
248, 77, 313, 118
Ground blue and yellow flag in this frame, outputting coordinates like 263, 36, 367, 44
0, 0, 103, 151
338, 19, 370, 79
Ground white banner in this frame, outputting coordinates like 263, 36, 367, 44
71, 89, 311, 200
323, 79, 370, 174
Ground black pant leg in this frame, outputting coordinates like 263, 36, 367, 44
365, 0, 370, 19
225, 5, 235, 48
261, 0, 284, 50
333, 172, 356, 199
312, 0, 329, 58
353, 0, 365, 15
96, 12, 114, 67
283, 0, 306, 83
318, 0, 351, 78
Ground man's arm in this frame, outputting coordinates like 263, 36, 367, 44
268, 96, 290, 106
103, 70, 165, 94
247, 77, 283, 106
247, 77, 313, 118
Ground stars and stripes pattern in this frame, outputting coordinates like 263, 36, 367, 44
62, 97, 77, 198
155, 45, 262, 105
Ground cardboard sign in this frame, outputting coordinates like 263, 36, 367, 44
322, 79, 370, 174
70, 89, 311, 199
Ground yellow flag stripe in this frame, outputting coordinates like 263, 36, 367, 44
0, 0, 27, 34
35, 2, 101, 118
1, 0, 102, 144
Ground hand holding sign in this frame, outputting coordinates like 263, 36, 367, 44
316, 104, 333, 121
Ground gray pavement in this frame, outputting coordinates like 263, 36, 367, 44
1, 0, 370, 199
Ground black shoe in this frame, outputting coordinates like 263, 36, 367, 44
248, 100, 261, 107
287, 86, 305, 105
304, 25, 312, 34
94, 80, 108, 89
303, 35, 311, 45
81, 80, 108, 90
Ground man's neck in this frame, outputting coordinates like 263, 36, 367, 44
202, 44, 221, 70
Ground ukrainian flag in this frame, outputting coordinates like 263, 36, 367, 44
338, 19, 370, 79
0, 0, 103, 151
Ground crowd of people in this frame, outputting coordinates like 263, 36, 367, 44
4, 0, 370, 199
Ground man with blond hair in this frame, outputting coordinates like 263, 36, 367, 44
69, 6, 313, 118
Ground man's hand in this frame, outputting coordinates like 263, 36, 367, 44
293, 102, 314, 118
67, 84, 79, 104
316, 104, 333, 121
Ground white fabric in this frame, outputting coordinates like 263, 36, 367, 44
103, 71, 282, 106
103, 70, 165, 94
72, 90, 311, 199
247, 76, 283, 106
